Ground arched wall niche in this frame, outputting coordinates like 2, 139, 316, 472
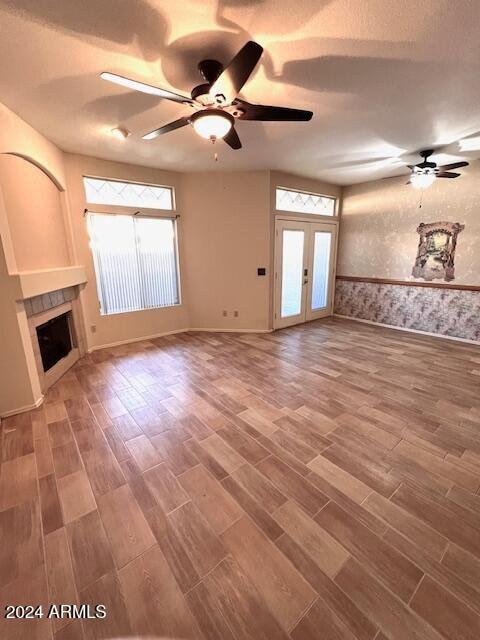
0, 102, 66, 190
3, 152, 64, 191
0, 152, 71, 271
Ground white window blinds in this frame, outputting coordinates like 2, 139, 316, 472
87, 213, 180, 315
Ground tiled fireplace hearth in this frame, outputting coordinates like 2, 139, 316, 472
24, 285, 76, 317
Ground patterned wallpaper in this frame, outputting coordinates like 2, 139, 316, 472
334, 280, 480, 342
338, 160, 480, 285
336, 160, 480, 341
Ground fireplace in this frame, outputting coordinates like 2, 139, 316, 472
36, 312, 73, 372
23, 289, 85, 399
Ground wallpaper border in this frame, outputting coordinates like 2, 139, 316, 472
337, 275, 480, 292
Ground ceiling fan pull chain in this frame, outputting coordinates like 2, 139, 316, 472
418, 190, 424, 209
209, 135, 219, 162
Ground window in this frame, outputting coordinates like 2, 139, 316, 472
87, 214, 180, 315
276, 187, 336, 216
83, 177, 174, 210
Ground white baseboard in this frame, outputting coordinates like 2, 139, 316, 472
334, 314, 480, 345
88, 326, 272, 352
1, 394, 44, 419
87, 328, 187, 352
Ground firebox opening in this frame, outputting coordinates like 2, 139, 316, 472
36, 312, 73, 372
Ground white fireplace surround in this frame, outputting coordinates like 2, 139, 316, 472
28, 300, 80, 392
0, 261, 88, 417
17, 266, 88, 402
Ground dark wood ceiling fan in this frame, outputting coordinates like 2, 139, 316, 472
101, 41, 313, 150
406, 149, 469, 188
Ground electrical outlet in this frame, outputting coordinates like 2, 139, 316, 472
234, 310, 239, 317
90, 324, 97, 333
222, 310, 227, 317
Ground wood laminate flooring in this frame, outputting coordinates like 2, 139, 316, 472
1, 317, 480, 639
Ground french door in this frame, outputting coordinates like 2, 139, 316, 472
274, 219, 337, 329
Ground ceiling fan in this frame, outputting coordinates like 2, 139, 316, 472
406, 149, 469, 189
101, 41, 313, 150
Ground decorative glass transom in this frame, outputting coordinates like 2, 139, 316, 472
276, 188, 336, 216
83, 177, 174, 210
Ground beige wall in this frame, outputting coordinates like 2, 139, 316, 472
0, 104, 69, 415
338, 161, 480, 285
0, 154, 71, 271
0, 241, 42, 414
182, 171, 271, 330
64, 153, 189, 349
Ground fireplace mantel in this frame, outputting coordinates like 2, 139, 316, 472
11, 265, 87, 299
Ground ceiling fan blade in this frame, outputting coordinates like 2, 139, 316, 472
223, 127, 242, 150
437, 171, 461, 178
209, 41, 263, 104
142, 117, 190, 140
235, 99, 313, 121
101, 72, 192, 105
438, 161, 468, 171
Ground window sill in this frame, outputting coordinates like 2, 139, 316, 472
99, 302, 183, 317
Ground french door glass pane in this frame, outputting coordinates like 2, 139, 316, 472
311, 231, 331, 310
281, 230, 304, 317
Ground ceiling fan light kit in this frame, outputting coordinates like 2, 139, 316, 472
101, 40, 313, 150
410, 170, 436, 190
191, 109, 233, 140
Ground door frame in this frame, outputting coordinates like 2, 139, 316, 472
273, 216, 338, 330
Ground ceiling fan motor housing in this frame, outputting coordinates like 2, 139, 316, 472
197, 59, 224, 83
191, 60, 226, 104
417, 149, 436, 169
191, 82, 213, 103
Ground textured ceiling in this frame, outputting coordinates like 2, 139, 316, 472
1, 0, 480, 184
